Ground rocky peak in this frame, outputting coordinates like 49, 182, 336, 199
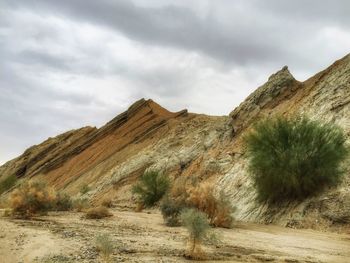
229, 65, 300, 134
267, 65, 294, 82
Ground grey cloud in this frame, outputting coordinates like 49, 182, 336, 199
251, 0, 350, 26
16, 50, 74, 71
0, 0, 349, 164
1, 0, 287, 65
3, 0, 349, 69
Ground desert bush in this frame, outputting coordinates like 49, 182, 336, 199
187, 182, 235, 228
10, 180, 56, 218
54, 193, 73, 211
132, 170, 170, 208
180, 208, 212, 260
101, 198, 113, 208
80, 184, 90, 195
170, 177, 190, 205
160, 196, 184, 226
95, 233, 113, 262
244, 116, 348, 202
85, 206, 112, 219
72, 198, 90, 212
0, 175, 17, 195
168, 179, 234, 228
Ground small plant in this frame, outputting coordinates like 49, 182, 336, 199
85, 206, 112, 219
160, 196, 184, 226
0, 175, 17, 195
101, 198, 113, 208
80, 184, 90, 195
95, 233, 114, 262
180, 208, 212, 260
132, 170, 170, 209
244, 116, 348, 202
54, 193, 73, 211
10, 180, 56, 218
72, 198, 89, 212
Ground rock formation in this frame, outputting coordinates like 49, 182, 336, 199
1, 54, 349, 228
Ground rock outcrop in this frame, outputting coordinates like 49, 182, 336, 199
1, 54, 349, 229
217, 54, 350, 225
0, 98, 189, 181
230, 66, 301, 134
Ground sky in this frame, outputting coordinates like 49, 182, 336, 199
1, 0, 350, 164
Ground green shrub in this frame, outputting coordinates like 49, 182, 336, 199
80, 184, 90, 195
85, 206, 112, 219
95, 233, 113, 262
132, 170, 170, 208
0, 175, 17, 195
160, 196, 184, 226
54, 193, 73, 211
10, 180, 56, 218
244, 116, 348, 202
180, 208, 212, 259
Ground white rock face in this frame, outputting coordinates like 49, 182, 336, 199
218, 54, 350, 225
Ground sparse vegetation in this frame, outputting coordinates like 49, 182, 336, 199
166, 179, 235, 228
0, 174, 17, 195
85, 206, 112, 219
187, 182, 235, 228
72, 198, 89, 212
132, 170, 170, 209
160, 195, 184, 226
2, 208, 11, 217
244, 116, 348, 202
10, 180, 56, 218
54, 193, 73, 211
180, 208, 212, 260
95, 233, 114, 262
80, 184, 90, 195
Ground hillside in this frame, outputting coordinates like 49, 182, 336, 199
1, 54, 349, 228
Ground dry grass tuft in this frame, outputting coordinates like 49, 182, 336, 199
85, 206, 112, 219
168, 179, 235, 228
72, 198, 90, 212
95, 233, 114, 262
187, 182, 235, 228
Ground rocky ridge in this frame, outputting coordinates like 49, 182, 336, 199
1, 54, 350, 228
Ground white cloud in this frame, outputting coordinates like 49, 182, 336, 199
0, 0, 349, 164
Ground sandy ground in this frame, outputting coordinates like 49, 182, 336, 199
0, 209, 350, 263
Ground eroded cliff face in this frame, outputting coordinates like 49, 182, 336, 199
1, 54, 349, 228
216, 54, 350, 226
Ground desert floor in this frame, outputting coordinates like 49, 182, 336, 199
0, 209, 350, 263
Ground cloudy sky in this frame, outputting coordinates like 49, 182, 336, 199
1, 0, 350, 164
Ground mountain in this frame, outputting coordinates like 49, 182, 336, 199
1, 54, 349, 227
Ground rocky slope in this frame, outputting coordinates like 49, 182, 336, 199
1, 54, 349, 228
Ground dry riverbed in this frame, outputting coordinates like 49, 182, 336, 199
0, 209, 350, 262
